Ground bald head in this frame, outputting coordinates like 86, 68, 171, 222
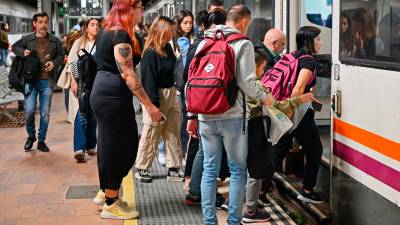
264, 28, 286, 54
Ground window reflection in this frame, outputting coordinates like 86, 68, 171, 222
340, 0, 400, 63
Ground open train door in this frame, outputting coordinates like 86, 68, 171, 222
330, 1, 400, 225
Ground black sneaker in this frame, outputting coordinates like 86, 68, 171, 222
219, 198, 229, 211
135, 169, 152, 183
242, 208, 271, 223
215, 193, 225, 209
167, 168, 184, 182
37, 141, 50, 152
24, 136, 36, 151
257, 194, 271, 208
297, 190, 324, 204
185, 193, 201, 205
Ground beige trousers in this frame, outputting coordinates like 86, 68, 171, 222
135, 87, 182, 169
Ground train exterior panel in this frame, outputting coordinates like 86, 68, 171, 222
330, 0, 400, 224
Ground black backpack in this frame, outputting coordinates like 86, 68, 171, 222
173, 55, 185, 92
77, 44, 97, 116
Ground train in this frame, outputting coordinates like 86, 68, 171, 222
143, 1, 400, 225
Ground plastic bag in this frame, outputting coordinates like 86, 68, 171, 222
262, 106, 293, 145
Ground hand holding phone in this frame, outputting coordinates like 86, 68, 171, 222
152, 113, 166, 126
312, 100, 323, 112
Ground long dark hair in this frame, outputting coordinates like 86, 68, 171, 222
175, 10, 194, 38
340, 13, 353, 53
295, 26, 321, 57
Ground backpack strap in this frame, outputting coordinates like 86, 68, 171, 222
242, 91, 246, 134
89, 41, 96, 54
226, 33, 248, 43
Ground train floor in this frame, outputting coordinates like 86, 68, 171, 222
0, 92, 295, 225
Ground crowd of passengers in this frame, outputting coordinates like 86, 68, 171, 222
7, 0, 365, 224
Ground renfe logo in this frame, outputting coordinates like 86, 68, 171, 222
204, 63, 215, 73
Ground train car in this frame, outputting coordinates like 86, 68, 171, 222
330, 0, 400, 224
143, 1, 400, 224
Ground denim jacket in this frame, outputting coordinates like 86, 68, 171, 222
12, 32, 65, 87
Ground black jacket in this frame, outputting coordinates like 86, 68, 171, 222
12, 32, 65, 87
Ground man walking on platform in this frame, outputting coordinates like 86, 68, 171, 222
13, 12, 64, 152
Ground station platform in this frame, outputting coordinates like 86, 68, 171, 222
0, 92, 295, 225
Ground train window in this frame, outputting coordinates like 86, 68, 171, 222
304, 0, 332, 28
340, 0, 400, 69
243, 0, 274, 41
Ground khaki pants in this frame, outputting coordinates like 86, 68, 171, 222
135, 87, 182, 169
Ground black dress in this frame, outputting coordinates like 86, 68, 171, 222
90, 29, 141, 190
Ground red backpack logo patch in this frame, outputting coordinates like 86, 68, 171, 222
185, 31, 246, 114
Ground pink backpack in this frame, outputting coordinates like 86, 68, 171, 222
186, 31, 246, 114
261, 53, 315, 100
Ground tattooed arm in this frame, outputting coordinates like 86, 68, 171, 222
114, 43, 162, 122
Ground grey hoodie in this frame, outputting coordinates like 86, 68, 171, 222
194, 25, 267, 121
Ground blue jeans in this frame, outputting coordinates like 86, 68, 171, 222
24, 80, 53, 142
0, 48, 8, 66
199, 118, 248, 225
189, 136, 204, 196
73, 95, 97, 151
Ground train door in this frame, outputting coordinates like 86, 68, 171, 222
331, 0, 400, 225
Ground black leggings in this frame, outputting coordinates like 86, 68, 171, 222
272, 109, 323, 190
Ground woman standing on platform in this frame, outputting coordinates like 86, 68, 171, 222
172, 9, 194, 183
58, 18, 100, 162
90, 0, 162, 220
134, 16, 185, 183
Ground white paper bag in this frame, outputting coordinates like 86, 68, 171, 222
263, 106, 293, 145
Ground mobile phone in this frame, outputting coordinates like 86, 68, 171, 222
160, 113, 167, 122
312, 101, 323, 112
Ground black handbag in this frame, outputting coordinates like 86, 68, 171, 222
8, 56, 25, 92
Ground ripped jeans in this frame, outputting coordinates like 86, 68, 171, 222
24, 80, 53, 141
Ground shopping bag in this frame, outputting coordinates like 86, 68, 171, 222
262, 106, 293, 145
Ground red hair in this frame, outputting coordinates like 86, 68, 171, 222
102, 0, 141, 56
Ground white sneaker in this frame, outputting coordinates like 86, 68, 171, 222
93, 190, 106, 205
158, 152, 166, 166
87, 148, 97, 156
74, 150, 85, 162
100, 198, 139, 220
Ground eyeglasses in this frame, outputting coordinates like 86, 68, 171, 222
274, 40, 286, 47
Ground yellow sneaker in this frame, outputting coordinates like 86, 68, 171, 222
100, 199, 139, 220
93, 190, 106, 205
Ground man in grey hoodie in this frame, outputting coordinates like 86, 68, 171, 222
186, 5, 273, 225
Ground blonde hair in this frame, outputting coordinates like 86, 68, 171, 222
143, 16, 175, 57
65, 29, 81, 52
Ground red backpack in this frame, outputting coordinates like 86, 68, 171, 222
186, 31, 246, 114
261, 53, 315, 100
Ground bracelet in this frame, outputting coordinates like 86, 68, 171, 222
188, 116, 198, 120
